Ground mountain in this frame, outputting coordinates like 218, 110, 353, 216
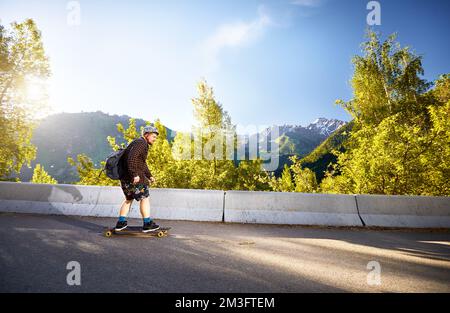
300, 120, 354, 182
306, 118, 347, 136
251, 118, 347, 176
17, 111, 176, 184
279, 118, 345, 155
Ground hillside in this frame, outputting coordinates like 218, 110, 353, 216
18, 111, 176, 183
300, 120, 354, 182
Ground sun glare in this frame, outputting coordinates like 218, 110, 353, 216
24, 76, 47, 102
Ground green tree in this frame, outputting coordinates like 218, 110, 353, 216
190, 79, 237, 190
30, 163, 57, 184
421, 99, 450, 195
0, 19, 50, 179
433, 74, 450, 104
67, 154, 116, 186
336, 30, 431, 126
270, 157, 318, 193
290, 156, 318, 193
322, 30, 449, 196
234, 160, 271, 191
271, 164, 294, 192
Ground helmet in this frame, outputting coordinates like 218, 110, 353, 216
142, 125, 159, 136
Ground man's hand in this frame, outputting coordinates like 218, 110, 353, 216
149, 176, 156, 184
133, 176, 140, 184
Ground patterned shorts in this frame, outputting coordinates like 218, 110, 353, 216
120, 181, 149, 201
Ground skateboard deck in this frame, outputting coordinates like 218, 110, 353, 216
103, 226, 171, 238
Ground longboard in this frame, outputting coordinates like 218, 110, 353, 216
103, 226, 171, 238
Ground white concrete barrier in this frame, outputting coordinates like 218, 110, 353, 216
0, 182, 224, 222
224, 190, 363, 226
356, 194, 450, 228
2, 182, 449, 228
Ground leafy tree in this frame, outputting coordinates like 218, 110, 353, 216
270, 164, 294, 192
322, 30, 449, 196
433, 74, 450, 104
67, 154, 116, 186
30, 164, 57, 184
234, 160, 271, 191
189, 79, 237, 190
336, 30, 432, 126
290, 156, 318, 193
421, 99, 450, 195
270, 156, 318, 193
0, 19, 50, 179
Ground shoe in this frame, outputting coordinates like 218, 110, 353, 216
142, 221, 160, 233
115, 220, 128, 231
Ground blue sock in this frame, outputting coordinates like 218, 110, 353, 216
143, 217, 152, 224
118, 216, 127, 222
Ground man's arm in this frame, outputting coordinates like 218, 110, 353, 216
144, 164, 152, 179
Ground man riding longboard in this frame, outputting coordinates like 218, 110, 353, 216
114, 126, 160, 233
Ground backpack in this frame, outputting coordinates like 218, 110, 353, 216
104, 148, 127, 180
102, 138, 140, 180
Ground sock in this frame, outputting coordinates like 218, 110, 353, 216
143, 217, 152, 224
118, 216, 127, 222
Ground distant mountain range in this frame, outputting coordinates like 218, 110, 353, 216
17, 111, 346, 183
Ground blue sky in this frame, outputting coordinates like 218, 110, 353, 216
1, 0, 449, 131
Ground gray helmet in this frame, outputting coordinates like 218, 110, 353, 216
142, 125, 159, 136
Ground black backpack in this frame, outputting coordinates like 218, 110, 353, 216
104, 149, 126, 180
102, 139, 139, 180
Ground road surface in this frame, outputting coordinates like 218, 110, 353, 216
0, 213, 449, 292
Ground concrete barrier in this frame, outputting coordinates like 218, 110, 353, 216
356, 194, 450, 228
224, 190, 363, 226
1, 182, 449, 228
0, 182, 224, 222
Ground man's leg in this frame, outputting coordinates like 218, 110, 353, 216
115, 199, 133, 230
139, 197, 150, 219
140, 197, 160, 232
119, 199, 133, 217
118, 180, 134, 227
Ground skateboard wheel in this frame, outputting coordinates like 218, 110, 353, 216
157, 231, 164, 238
105, 230, 112, 237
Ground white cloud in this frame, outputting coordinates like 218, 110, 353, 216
201, 5, 273, 72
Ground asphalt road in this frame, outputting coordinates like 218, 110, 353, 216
0, 213, 449, 292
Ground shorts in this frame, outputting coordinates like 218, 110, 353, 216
120, 180, 149, 201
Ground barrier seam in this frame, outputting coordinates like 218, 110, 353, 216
354, 195, 366, 226
222, 191, 226, 223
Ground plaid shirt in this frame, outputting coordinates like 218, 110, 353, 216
120, 137, 152, 185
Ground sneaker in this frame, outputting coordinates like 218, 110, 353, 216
115, 220, 128, 231
142, 221, 160, 233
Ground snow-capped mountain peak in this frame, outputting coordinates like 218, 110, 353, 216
306, 118, 346, 136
